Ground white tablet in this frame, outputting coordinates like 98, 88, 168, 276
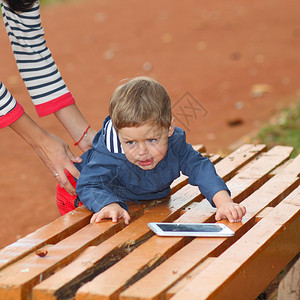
148, 222, 235, 237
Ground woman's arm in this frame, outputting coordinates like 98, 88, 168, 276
9, 112, 82, 195
1, 1, 97, 191
0, 81, 24, 128
54, 104, 96, 152
1, 79, 82, 194
1, 1, 97, 149
1, 1, 74, 114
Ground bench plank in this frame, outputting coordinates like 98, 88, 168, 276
0, 206, 92, 272
120, 156, 300, 300
277, 254, 300, 300
74, 147, 294, 300
171, 144, 266, 195
171, 187, 300, 300
31, 145, 267, 299
0, 145, 204, 275
166, 154, 300, 298
221, 146, 294, 202
32, 176, 213, 300
74, 208, 243, 300
0, 204, 145, 300
32, 202, 195, 300
0, 164, 213, 300
214, 144, 266, 181
165, 257, 217, 299
0, 145, 294, 300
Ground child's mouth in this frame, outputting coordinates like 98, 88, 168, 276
138, 158, 154, 166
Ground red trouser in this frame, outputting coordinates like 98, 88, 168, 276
56, 170, 83, 215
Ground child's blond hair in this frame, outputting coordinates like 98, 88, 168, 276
109, 77, 172, 130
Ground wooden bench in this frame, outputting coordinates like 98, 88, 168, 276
0, 144, 299, 300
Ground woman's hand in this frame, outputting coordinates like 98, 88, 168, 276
10, 113, 82, 195
32, 131, 82, 195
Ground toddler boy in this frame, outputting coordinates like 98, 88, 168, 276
56, 76, 246, 224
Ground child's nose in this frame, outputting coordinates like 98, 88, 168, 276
138, 142, 148, 155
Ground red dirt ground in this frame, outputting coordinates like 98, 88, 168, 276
0, 0, 300, 248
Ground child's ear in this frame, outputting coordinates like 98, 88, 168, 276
168, 118, 175, 137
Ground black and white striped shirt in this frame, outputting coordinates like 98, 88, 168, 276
0, 0, 74, 127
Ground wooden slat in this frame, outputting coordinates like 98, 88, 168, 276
166, 154, 300, 299
0, 203, 144, 300
225, 146, 295, 203
214, 144, 267, 181
171, 186, 300, 300
170, 152, 221, 194
171, 144, 266, 194
0, 162, 211, 300
120, 155, 300, 300
165, 256, 217, 299
165, 258, 216, 299
0, 146, 206, 276
192, 144, 206, 152
31, 144, 266, 300
74, 208, 243, 300
75, 146, 295, 300
0, 145, 292, 299
255, 207, 274, 221
0, 146, 210, 299
32, 172, 210, 300
0, 144, 200, 274
32, 202, 194, 300
0, 206, 92, 271
183, 147, 297, 220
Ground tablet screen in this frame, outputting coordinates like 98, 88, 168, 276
157, 223, 223, 233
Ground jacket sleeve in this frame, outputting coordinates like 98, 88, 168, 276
76, 152, 128, 213
177, 131, 230, 206
0, 81, 24, 128
0, 1, 75, 117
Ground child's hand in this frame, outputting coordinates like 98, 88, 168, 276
215, 202, 246, 223
212, 190, 246, 223
90, 203, 131, 225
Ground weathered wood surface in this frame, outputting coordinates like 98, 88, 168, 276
0, 144, 298, 300
277, 254, 300, 300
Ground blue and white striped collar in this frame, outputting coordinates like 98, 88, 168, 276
104, 119, 124, 154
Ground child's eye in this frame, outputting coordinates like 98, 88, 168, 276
126, 141, 135, 145
148, 139, 157, 143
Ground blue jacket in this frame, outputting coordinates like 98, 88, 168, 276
76, 117, 230, 213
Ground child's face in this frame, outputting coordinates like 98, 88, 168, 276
118, 121, 174, 170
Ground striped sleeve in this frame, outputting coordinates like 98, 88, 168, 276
0, 81, 24, 128
0, 1, 75, 117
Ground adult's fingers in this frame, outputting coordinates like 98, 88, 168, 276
66, 147, 82, 164
55, 170, 76, 195
65, 147, 81, 179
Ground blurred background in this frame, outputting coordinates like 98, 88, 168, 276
0, 0, 299, 248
